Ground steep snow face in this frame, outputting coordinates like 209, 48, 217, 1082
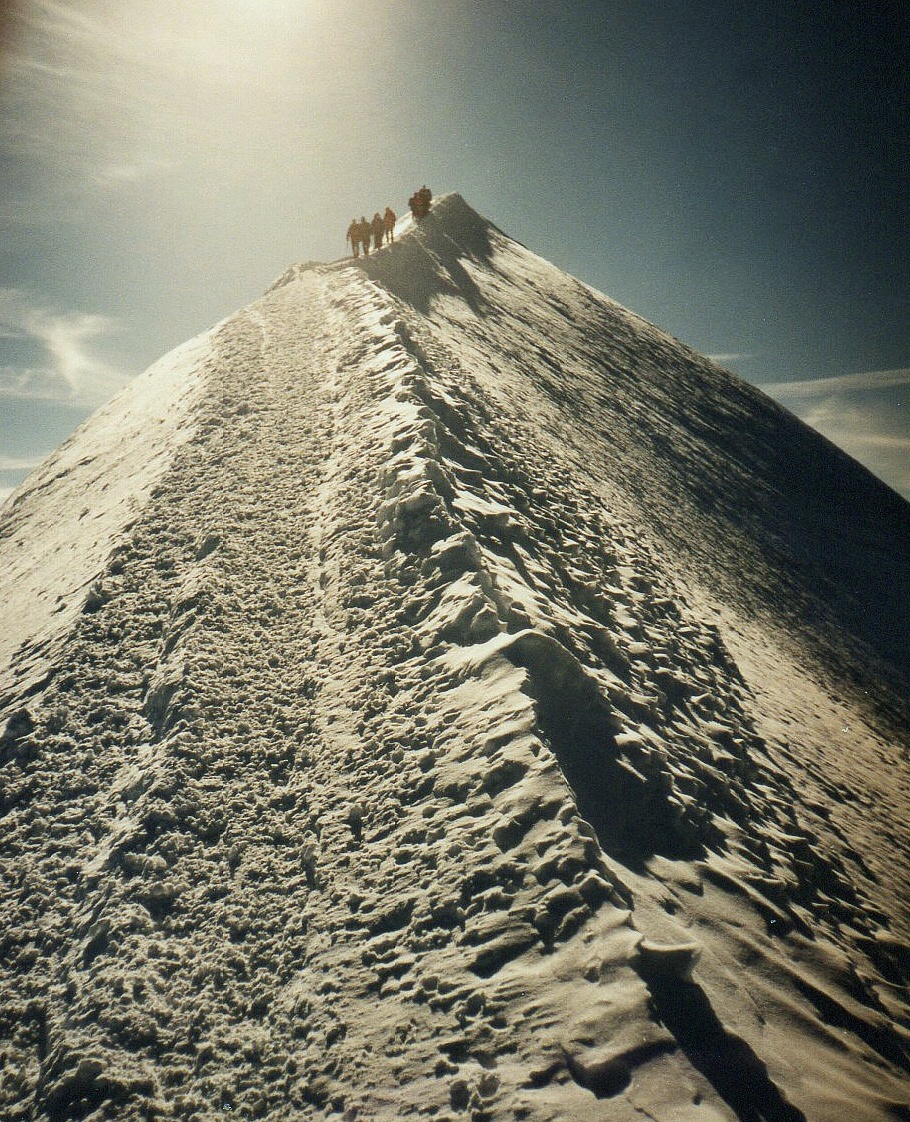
1, 199, 908, 1122
364, 195, 910, 694
0, 326, 216, 705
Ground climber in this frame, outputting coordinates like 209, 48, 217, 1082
346, 218, 361, 258
409, 185, 432, 220
359, 216, 371, 255
384, 206, 396, 242
409, 186, 431, 219
372, 212, 385, 251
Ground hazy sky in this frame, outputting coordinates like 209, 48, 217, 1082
2, 0, 908, 500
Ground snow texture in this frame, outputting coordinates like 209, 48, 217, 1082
1, 194, 908, 1122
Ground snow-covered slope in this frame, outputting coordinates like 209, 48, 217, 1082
0, 326, 217, 707
1, 195, 908, 1122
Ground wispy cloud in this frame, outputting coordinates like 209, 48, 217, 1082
1, 0, 341, 190
761, 367, 910, 499
0, 288, 127, 403
804, 399, 910, 497
1, 2, 202, 191
0, 454, 44, 472
707, 352, 754, 366
91, 156, 173, 187
760, 368, 910, 398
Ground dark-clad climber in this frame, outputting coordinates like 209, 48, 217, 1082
359, 216, 371, 255
384, 206, 396, 242
408, 186, 432, 220
346, 218, 361, 258
372, 212, 385, 250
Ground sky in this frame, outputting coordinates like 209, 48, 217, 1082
1, 0, 908, 502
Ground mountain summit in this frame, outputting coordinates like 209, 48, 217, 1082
1, 194, 908, 1121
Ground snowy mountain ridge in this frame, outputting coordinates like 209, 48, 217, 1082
1, 194, 908, 1121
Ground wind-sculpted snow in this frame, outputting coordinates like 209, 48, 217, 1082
0, 197, 908, 1121
0, 327, 216, 707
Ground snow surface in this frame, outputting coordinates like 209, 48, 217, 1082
0, 326, 217, 707
0, 194, 908, 1121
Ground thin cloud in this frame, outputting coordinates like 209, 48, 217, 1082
2, 2, 194, 182
761, 368, 910, 398
1, 0, 341, 185
0, 288, 127, 403
92, 156, 173, 187
764, 379, 910, 499
0, 0, 391, 261
0, 366, 68, 401
707, 353, 754, 365
0, 454, 43, 472
754, 363, 910, 497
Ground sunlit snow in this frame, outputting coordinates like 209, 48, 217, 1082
1, 195, 908, 1121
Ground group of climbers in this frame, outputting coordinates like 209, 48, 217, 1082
346, 207, 396, 259
408, 185, 432, 220
345, 187, 434, 258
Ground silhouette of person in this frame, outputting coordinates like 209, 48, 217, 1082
372, 212, 385, 250
346, 218, 361, 258
384, 206, 396, 242
359, 216, 371, 255
409, 187, 432, 220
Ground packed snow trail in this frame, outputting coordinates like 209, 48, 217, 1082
1, 198, 908, 1121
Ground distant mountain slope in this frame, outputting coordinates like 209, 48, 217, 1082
0, 195, 907, 1122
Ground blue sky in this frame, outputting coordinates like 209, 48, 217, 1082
2, 0, 908, 500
